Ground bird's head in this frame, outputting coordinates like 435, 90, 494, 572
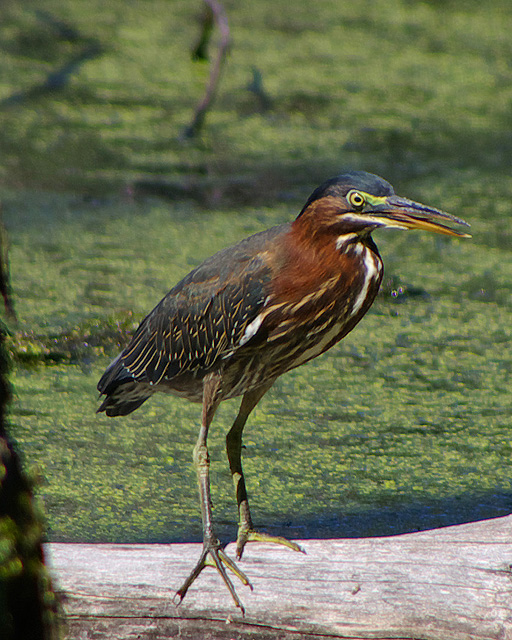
295, 171, 471, 239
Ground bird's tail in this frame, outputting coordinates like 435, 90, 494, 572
97, 355, 153, 417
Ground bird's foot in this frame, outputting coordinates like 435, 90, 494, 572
235, 527, 306, 560
174, 539, 252, 614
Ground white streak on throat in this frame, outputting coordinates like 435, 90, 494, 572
351, 249, 381, 317
335, 233, 358, 251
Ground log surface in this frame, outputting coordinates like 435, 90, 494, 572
46, 515, 512, 640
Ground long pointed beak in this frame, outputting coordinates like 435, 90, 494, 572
368, 195, 471, 238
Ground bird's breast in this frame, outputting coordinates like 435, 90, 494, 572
222, 243, 383, 395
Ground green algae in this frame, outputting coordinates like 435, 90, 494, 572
0, 0, 511, 543
5, 194, 512, 543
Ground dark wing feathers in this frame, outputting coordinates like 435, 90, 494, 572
97, 223, 287, 404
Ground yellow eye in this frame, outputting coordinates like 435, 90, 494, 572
348, 191, 365, 210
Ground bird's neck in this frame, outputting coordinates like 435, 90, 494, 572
289, 197, 382, 265
271, 214, 382, 304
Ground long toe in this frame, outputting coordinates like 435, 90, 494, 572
236, 528, 306, 560
175, 541, 252, 614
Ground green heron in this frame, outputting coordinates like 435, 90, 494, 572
97, 171, 469, 612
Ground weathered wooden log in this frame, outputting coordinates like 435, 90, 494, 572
46, 515, 512, 640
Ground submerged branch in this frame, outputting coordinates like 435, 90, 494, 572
182, 0, 231, 139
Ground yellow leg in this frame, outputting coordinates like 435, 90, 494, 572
175, 374, 252, 614
226, 385, 305, 560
